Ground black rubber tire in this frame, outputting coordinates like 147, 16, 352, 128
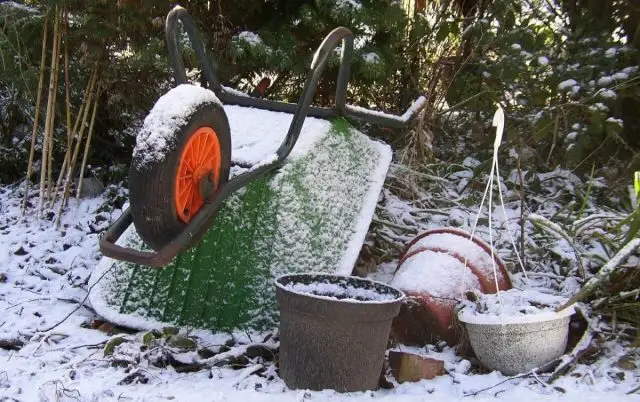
129, 100, 231, 251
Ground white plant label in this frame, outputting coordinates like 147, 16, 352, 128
492, 104, 505, 158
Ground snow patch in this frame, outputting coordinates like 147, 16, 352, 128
235, 31, 263, 46
0, 1, 39, 13
597, 76, 613, 87
598, 89, 617, 99
407, 232, 507, 283
346, 96, 426, 124
390, 249, 482, 300
606, 117, 623, 127
335, 0, 362, 10
362, 52, 381, 65
612, 72, 629, 81
558, 79, 578, 90
132, 84, 222, 170
224, 105, 330, 166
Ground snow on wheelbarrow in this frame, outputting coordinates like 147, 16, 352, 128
389, 227, 513, 346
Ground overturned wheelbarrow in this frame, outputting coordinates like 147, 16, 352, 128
91, 5, 425, 334
389, 227, 512, 346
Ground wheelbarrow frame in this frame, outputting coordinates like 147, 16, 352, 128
99, 5, 426, 268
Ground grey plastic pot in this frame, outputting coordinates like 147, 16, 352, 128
275, 273, 405, 393
458, 306, 575, 376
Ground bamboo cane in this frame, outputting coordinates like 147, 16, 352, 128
38, 6, 60, 213
50, 8, 74, 207
22, 13, 49, 215
46, 10, 62, 200
63, 9, 71, 153
76, 82, 101, 200
55, 64, 98, 223
52, 68, 93, 205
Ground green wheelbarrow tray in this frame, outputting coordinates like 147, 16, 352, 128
90, 6, 424, 333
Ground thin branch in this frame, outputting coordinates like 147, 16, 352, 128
464, 371, 536, 397
38, 262, 113, 333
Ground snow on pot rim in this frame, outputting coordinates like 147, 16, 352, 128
456, 288, 576, 325
457, 303, 576, 325
275, 272, 405, 304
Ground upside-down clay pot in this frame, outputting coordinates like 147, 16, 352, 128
390, 228, 513, 346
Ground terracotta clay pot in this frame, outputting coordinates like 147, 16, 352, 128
390, 227, 513, 346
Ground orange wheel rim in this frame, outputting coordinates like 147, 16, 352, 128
175, 126, 222, 223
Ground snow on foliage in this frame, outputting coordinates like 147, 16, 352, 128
597, 76, 613, 87
335, 0, 363, 10
235, 31, 263, 46
361, 52, 381, 65
605, 47, 618, 58
0, 1, 39, 13
558, 79, 578, 90
598, 89, 617, 99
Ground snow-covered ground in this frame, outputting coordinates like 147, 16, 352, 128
1, 162, 639, 401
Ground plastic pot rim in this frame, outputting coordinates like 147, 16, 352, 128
275, 272, 406, 305
457, 303, 576, 325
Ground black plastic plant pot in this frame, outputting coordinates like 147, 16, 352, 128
275, 273, 405, 393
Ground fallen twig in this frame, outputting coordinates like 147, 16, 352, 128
464, 371, 536, 397
38, 263, 113, 332
547, 306, 598, 384
627, 385, 640, 395
372, 218, 418, 233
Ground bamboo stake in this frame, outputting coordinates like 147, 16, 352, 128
55, 65, 98, 224
38, 6, 60, 213
63, 8, 71, 151
22, 13, 49, 215
76, 83, 101, 201
50, 8, 73, 207
52, 69, 93, 205
46, 11, 62, 200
